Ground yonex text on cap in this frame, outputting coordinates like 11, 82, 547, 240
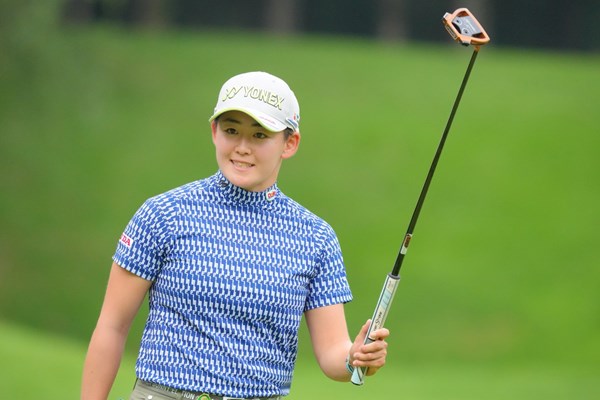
209, 71, 300, 132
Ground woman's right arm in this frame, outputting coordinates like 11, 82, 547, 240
81, 262, 152, 400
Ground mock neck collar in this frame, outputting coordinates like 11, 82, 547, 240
209, 171, 281, 206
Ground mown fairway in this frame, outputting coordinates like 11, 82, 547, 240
1, 25, 598, 398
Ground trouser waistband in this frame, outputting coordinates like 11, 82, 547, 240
138, 379, 282, 400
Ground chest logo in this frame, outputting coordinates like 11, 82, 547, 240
266, 189, 277, 201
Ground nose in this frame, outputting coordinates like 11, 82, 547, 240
234, 135, 251, 155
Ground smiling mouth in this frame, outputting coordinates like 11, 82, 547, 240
231, 160, 255, 169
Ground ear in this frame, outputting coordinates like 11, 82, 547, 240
282, 131, 301, 159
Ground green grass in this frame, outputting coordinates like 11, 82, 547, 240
1, 24, 599, 398
0, 320, 135, 399
1, 321, 597, 399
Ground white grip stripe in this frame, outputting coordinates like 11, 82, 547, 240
351, 273, 400, 385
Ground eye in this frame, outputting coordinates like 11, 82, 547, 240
224, 127, 238, 135
254, 131, 269, 139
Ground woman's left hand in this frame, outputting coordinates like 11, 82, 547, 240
348, 319, 390, 376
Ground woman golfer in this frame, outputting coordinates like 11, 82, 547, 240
82, 71, 390, 400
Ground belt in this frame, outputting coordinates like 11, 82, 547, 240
142, 380, 282, 400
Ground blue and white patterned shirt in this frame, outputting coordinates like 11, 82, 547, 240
113, 171, 352, 397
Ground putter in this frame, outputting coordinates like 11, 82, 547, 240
351, 8, 490, 386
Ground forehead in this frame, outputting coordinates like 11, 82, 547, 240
218, 110, 262, 127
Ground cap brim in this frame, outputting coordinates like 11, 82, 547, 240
209, 107, 288, 132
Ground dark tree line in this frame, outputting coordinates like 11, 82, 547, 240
62, 0, 600, 51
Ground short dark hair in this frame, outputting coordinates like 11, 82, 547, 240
283, 128, 294, 139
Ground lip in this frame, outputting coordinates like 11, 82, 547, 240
230, 160, 255, 170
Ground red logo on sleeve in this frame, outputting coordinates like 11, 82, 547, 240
120, 233, 133, 248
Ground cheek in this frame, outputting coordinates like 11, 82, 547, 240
260, 142, 285, 161
213, 135, 231, 153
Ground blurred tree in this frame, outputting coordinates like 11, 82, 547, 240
0, 0, 63, 74
51, 0, 600, 51
303, 0, 377, 37
562, 0, 600, 50
126, 0, 167, 27
264, 0, 301, 35
493, 0, 600, 50
453, 0, 493, 37
62, 0, 95, 23
376, 0, 408, 42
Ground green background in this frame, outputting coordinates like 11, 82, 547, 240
1, 3, 599, 398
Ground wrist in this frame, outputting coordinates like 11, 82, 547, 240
345, 354, 354, 374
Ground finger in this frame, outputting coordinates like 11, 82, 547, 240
367, 327, 390, 341
354, 349, 387, 371
359, 330, 389, 355
354, 342, 388, 361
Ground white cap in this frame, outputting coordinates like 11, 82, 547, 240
209, 71, 300, 132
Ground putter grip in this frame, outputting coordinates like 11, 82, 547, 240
351, 273, 400, 385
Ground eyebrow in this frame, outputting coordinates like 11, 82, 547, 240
222, 117, 262, 128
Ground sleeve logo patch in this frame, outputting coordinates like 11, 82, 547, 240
120, 233, 133, 248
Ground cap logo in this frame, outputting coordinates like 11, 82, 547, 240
222, 85, 285, 110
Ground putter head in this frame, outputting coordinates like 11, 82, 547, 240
442, 8, 490, 48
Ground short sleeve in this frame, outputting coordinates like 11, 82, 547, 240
304, 223, 353, 311
112, 197, 172, 281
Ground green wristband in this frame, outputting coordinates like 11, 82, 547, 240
345, 354, 354, 374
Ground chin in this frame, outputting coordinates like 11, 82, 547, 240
222, 171, 255, 191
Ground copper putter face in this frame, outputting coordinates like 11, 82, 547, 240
443, 8, 491, 47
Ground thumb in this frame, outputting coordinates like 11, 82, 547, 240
353, 319, 371, 348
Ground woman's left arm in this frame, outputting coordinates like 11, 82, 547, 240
304, 304, 390, 382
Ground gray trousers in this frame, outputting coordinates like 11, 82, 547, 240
129, 379, 282, 400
